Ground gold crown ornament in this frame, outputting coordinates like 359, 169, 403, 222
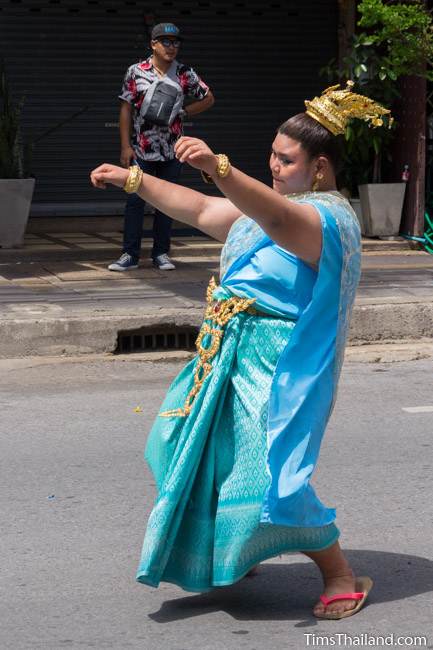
305, 80, 393, 136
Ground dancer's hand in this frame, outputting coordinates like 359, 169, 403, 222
175, 137, 217, 175
90, 164, 129, 189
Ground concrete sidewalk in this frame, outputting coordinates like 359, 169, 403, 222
0, 232, 432, 357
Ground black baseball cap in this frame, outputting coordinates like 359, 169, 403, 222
151, 23, 183, 41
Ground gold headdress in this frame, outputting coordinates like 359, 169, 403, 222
305, 80, 392, 136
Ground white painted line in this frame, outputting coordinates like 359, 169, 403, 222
402, 406, 433, 413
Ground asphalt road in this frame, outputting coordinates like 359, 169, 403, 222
1, 355, 432, 650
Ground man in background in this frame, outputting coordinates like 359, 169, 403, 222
109, 22, 214, 272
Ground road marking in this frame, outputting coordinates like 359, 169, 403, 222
402, 406, 433, 413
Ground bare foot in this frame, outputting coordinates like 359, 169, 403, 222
313, 571, 358, 618
304, 541, 361, 618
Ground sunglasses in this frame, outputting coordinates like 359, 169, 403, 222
157, 38, 181, 48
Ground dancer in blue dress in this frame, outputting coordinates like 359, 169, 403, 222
91, 82, 390, 619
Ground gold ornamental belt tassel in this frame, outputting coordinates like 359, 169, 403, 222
159, 277, 256, 418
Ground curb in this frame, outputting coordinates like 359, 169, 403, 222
0, 310, 204, 358
350, 301, 433, 343
1, 301, 432, 358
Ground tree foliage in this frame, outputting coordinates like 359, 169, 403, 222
323, 0, 433, 194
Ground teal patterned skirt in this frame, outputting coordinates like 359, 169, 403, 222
136, 310, 339, 592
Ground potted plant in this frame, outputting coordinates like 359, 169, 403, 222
323, 0, 433, 237
0, 59, 34, 248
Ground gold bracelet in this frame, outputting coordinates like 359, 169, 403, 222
215, 153, 231, 178
200, 154, 231, 184
123, 165, 143, 193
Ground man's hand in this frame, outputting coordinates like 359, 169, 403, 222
174, 137, 217, 175
120, 146, 135, 168
90, 164, 130, 190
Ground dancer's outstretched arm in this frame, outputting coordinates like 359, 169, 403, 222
90, 164, 242, 242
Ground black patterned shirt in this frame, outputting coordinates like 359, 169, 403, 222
119, 57, 209, 161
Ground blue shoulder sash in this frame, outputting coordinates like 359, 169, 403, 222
221, 193, 361, 527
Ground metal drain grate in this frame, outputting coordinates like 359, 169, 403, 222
116, 327, 199, 354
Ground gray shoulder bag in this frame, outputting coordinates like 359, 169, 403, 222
139, 61, 184, 126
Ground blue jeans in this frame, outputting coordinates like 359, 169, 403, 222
123, 158, 182, 261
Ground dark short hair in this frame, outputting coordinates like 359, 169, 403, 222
278, 113, 343, 174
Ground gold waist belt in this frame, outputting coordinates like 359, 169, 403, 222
159, 276, 257, 418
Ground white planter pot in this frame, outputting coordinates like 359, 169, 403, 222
358, 183, 406, 237
349, 198, 364, 233
0, 178, 35, 247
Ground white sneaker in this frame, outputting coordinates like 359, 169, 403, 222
152, 253, 175, 270
108, 253, 139, 271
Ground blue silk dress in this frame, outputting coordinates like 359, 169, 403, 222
136, 191, 361, 592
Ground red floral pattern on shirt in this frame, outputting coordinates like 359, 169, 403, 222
127, 78, 137, 98
170, 118, 182, 136
178, 72, 189, 92
138, 133, 151, 151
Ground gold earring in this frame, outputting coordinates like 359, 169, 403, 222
312, 172, 324, 192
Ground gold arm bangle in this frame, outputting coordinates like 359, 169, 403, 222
215, 153, 231, 178
200, 154, 231, 184
123, 165, 143, 194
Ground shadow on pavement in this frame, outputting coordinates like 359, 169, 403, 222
148, 549, 433, 625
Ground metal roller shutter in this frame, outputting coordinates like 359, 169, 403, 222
0, 0, 338, 216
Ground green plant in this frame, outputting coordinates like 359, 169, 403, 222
0, 59, 28, 178
323, 0, 433, 195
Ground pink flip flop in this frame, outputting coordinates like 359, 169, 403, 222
315, 576, 373, 620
